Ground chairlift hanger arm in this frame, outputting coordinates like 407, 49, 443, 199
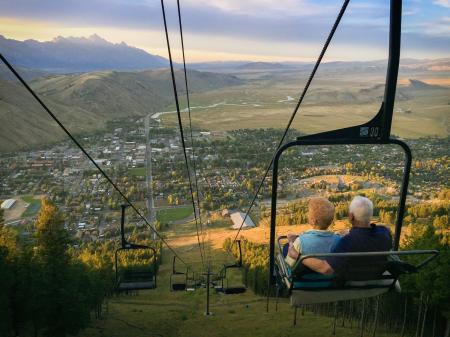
119, 204, 155, 250
299, 0, 401, 143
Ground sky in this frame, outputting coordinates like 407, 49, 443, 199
0, 0, 449, 62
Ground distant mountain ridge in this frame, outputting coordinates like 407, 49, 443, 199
237, 62, 288, 70
0, 34, 169, 73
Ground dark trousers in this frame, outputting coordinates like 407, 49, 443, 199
282, 243, 289, 257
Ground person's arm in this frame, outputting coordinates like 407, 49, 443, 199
287, 234, 298, 243
302, 258, 334, 275
285, 237, 301, 267
287, 243, 299, 260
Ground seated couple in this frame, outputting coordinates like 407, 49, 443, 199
284, 196, 392, 277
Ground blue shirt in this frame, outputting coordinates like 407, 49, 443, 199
290, 230, 340, 289
298, 230, 341, 256
285, 230, 340, 267
327, 224, 392, 276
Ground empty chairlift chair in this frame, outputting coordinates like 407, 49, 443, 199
115, 205, 157, 292
170, 256, 188, 291
268, 0, 438, 317
216, 240, 247, 294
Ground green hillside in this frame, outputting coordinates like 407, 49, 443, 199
0, 69, 245, 152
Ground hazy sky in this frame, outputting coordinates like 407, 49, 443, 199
0, 0, 449, 62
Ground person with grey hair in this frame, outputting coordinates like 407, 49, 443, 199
302, 196, 392, 276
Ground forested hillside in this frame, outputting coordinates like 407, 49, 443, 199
0, 200, 160, 337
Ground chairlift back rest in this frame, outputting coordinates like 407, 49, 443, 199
121, 270, 155, 281
276, 236, 438, 290
293, 250, 438, 289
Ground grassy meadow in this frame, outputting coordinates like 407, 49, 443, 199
78, 215, 403, 337
162, 69, 450, 138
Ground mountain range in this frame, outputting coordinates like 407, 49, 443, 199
1, 35, 450, 75
0, 34, 168, 73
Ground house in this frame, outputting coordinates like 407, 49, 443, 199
230, 211, 256, 230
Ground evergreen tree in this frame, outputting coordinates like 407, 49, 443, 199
0, 225, 16, 337
32, 199, 79, 337
403, 224, 450, 336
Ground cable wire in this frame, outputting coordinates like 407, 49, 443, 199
0, 53, 189, 267
160, 0, 205, 267
176, 0, 208, 263
230, 0, 351, 247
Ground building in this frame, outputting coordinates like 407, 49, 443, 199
230, 211, 256, 230
1, 199, 16, 210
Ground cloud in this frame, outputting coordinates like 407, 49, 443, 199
0, 0, 449, 61
182, 0, 335, 17
433, 0, 450, 8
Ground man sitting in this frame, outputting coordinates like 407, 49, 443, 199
302, 196, 392, 277
284, 197, 340, 268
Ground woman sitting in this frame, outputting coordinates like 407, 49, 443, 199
284, 197, 340, 268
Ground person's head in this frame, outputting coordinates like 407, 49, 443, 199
348, 196, 373, 227
308, 197, 335, 230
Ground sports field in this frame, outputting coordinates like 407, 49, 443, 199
156, 206, 194, 223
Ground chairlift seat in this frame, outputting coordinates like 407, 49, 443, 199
217, 286, 247, 295
118, 280, 156, 291
117, 270, 156, 291
216, 240, 247, 295
172, 283, 187, 291
170, 256, 191, 291
275, 236, 438, 305
290, 287, 388, 306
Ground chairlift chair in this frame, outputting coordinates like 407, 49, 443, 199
216, 240, 247, 294
268, 0, 439, 312
115, 205, 157, 292
170, 256, 188, 291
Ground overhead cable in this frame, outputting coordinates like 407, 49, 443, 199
160, 0, 205, 267
231, 0, 351, 246
176, 0, 208, 262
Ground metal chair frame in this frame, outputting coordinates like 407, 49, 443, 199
115, 204, 157, 291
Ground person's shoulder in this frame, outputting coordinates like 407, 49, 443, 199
331, 234, 350, 252
372, 224, 392, 235
331, 232, 341, 238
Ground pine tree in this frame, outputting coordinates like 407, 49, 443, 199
0, 224, 16, 337
32, 199, 75, 337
